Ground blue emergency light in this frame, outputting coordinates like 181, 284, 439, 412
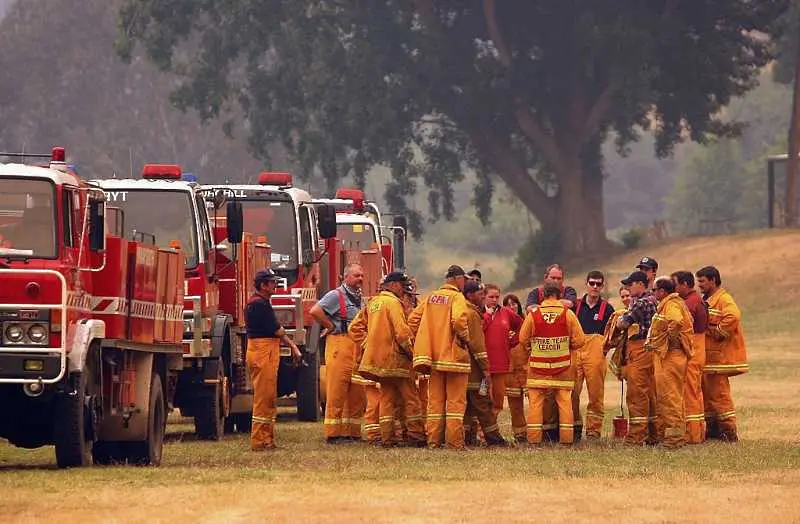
182, 172, 197, 182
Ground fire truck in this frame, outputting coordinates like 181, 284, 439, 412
0, 147, 185, 467
94, 166, 249, 440
198, 173, 337, 421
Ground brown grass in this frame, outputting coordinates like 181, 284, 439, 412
2, 231, 800, 522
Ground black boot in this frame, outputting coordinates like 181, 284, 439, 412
543, 428, 560, 443
573, 425, 583, 444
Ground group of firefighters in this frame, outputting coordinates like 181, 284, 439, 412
243, 256, 747, 451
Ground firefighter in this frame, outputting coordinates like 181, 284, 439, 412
245, 269, 302, 451
409, 265, 472, 450
519, 280, 586, 446
671, 270, 709, 444
645, 277, 695, 449
572, 271, 615, 442
604, 286, 636, 381
636, 257, 658, 290
696, 266, 747, 442
310, 263, 367, 444
615, 270, 659, 446
503, 294, 528, 443
349, 272, 425, 447
523, 264, 578, 442
463, 281, 508, 447
483, 284, 524, 440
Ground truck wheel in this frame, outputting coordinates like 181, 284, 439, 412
54, 371, 92, 468
296, 350, 321, 422
195, 367, 224, 440
128, 372, 166, 466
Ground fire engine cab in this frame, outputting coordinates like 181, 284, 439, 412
199, 172, 337, 421
93, 166, 247, 440
0, 147, 184, 467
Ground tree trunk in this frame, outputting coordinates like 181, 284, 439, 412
555, 155, 587, 255
581, 162, 609, 251
785, 28, 800, 227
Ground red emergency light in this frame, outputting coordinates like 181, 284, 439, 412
51, 147, 66, 163
258, 171, 293, 186
142, 163, 182, 180
335, 188, 365, 212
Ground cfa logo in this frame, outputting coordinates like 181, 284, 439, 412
541, 312, 560, 324
428, 294, 449, 305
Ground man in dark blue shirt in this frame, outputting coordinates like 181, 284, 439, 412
246, 269, 300, 451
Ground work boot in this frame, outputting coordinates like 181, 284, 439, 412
573, 425, 583, 444
514, 434, 528, 445
326, 437, 347, 445
464, 431, 478, 447
543, 428, 560, 443
485, 433, 510, 447
720, 432, 739, 443
706, 420, 720, 439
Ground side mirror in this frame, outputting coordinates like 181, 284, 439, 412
317, 204, 337, 239
212, 190, 227, 210
89, 199, 105, 252
226, 201, 244, 244
392, 215, 407, 272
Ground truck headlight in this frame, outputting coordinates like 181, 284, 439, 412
28, 324, 48, 343
5, 324, 24, 343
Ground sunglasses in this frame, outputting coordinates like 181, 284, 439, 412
587, 281, 604, 288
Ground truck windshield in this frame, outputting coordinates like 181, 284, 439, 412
337, 222, 378, 251
216, 201, 298, 269
0, 178, 56, 258
106, 189, 199, 268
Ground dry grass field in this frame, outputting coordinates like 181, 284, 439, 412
2, 230, 800, 523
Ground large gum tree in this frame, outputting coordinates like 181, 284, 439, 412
116, 0, 786, 253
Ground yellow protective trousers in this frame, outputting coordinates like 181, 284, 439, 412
624, 340, 657, 445
506, 344, 528, 440
426, 371, 469, 449
247, 337, 280, 450
654, 349, 688, 448
418, 375, 430, 416
378, 377, 425, 445
490, 373, 509, 417
703, 374, 738, 440
685, 333, 706, 443
323, 335, 366, 439
364, 383, 381, 443
571, 334, 607, 438
528, 388, 573, 444
464, 389, 502, 441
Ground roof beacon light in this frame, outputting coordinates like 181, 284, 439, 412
142, 163, 182, 180
258, 171, 293, 186
182, 172, 198, 182
335, 188, 365, 212
50, 147, 66, 163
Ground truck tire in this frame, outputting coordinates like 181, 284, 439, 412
128, 372, 166, 466
296, 350, 320, 422
195, 366, 224, 440
54, 371, 91, 468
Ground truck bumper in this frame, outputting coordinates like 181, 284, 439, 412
0, 353, 62, 381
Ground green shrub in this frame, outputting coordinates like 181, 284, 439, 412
620, 228, 644, 249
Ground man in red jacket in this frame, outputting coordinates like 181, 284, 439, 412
483, 284, 524, 441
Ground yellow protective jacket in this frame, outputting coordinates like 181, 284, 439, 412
408, 283, 471, 374
465, 302, 490, 390
644, 293, 694, 359
348, 291, 413, 380
519, 298, 585, 389
704, 287, 748, 376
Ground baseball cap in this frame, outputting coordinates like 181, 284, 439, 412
463, 280, 483, 295
636, 257, 658, 270
254, 269, 279, 287
621, 270, 649, 286
402, 281, 419, 295
383, 271, 410, 284
467, 268, 482, 280
445, 265, 466, 278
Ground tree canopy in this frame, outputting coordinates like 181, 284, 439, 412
117, 0, 788, 252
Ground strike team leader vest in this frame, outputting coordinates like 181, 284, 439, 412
527, 306, 575, 390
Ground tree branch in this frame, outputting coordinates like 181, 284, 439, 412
482, 0, 512, 68
462, 122, 555, 224
513, 104, 568, 175
582, 79, 621, 143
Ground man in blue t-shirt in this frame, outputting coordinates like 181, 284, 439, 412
310, 263, 366, 443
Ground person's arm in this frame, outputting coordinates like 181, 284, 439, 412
616, 299, 642, 329
467, 312, 490, 377
388, 299, 413, 358
711, 294, 741, 341
518, 314, 534, 357
407, 300, 425, 336
310, 290, 340, 335
525, 289, 539, 313
348, 306, 369, 361
566, 310, 586, 351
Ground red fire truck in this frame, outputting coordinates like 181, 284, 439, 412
94, 167, 248, 440
0, 147, 186, 467
199, 173, 337, 421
